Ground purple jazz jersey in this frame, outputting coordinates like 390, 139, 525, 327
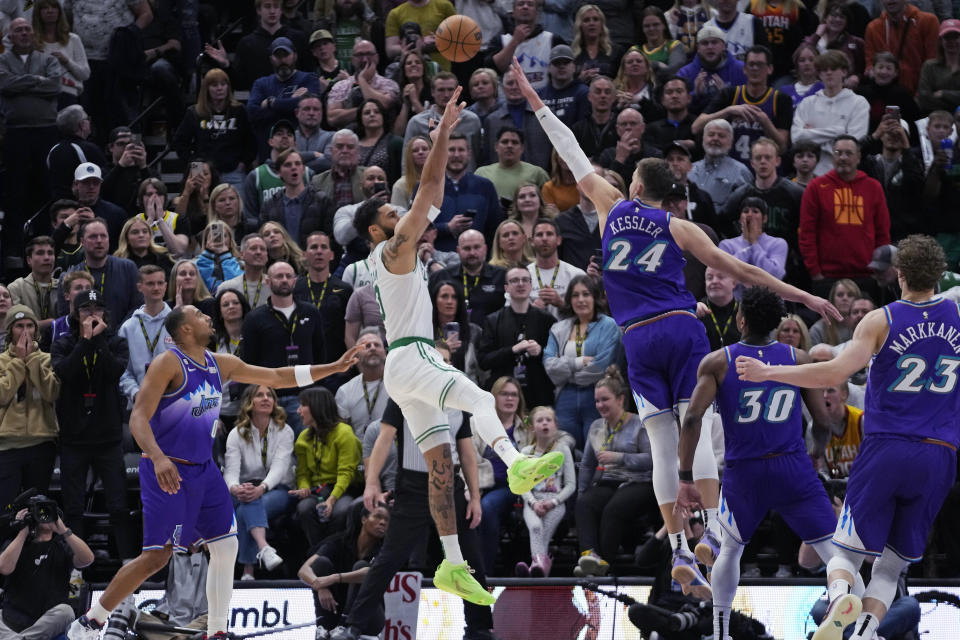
141, 457, 236, 551
714, 341, 835, 544
601, 200, 697, 326
835, 298, 960, 561
603, 200, 706, 410
142, 347, 233, 551
717, 342, 805, 462
719, 452, 837, 545
150, 347, 223, 463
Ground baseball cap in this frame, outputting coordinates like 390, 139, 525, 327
269, 119, 296, 137
550, 44, 574, 63
108, 126, 132, 144
940, 19, 960, 37
270, 36, 295, 55
868, 245, 898, 271
310, 29, 334, 45
4, 305, 38, 333
664, 141, 691, 158
697, 25, 727, 44
74, 162, 102, 182
73, 289, 107, 310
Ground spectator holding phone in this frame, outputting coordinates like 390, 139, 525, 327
356, 99, 402, 185
173, 160, 220, 242
101, 127, 152, 216
50, 200, 91, 270
430, 280, 481, 381
195, 221, 244, 293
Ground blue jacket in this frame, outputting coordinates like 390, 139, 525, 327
63, 255, 143, 324
415, 173, 503, 252
544, 314, 622, 391
247, 70, 321, 156
537, 81, 590, 128
196, 250, 244, 293
677, 55, 747, 112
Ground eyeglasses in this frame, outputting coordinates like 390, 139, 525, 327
498, 391, 520, 398
507, 277, 532, 284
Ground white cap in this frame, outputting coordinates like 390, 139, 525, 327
697, 25, 727, 43
74, 162, 102, 182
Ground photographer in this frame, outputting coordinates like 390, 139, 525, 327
0, 500, 94, 640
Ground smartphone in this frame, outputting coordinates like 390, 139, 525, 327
592, 248, 604, 263
130, 133, 143, 146
884, 105, 901, 120
190, 161, 205, 178
443, 321, 460, 339
374, 181, 387, 194
464, 209, 477, 219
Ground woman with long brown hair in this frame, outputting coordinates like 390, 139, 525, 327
172, 67, 256, 185
33, 0, 88, 108
391, 136, 431, 208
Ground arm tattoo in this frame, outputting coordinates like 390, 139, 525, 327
428, 444, 457, 537
381, 232, 410, 269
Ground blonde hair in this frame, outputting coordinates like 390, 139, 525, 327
615, 47, 656, 93
168, 259, 212, 301
489, 219, 534, 269
824, 279, 861, 345
115, 217, 169, 259
401, 136, 431, 200
572, 5, 612, 58
469, 68, 500, 100
775, 314, 811, 352
207, 183, 245, 226
235, 385, 287, 443
259, 221, 304, 272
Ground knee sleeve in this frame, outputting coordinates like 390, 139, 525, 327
206, 536, 238, 635
691, 404, 719, 482
864, 548, 910, 611
711, 533, 745, 609
826, 547, 864, 588
644, 410, 680, 506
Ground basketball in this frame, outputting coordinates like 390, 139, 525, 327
435, 14, 483, 63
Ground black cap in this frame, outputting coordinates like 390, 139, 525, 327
269, 119, 296, 137
109, 126, 132, 144
664, 141, 691, 158
73, 289, 107, 310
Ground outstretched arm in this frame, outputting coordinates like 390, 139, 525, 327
675, 350, 725, 515
382, 89, 466, 275
736, 309, 887, 388
671, 217, 842, 323
214, 344, 361, 389
510, 58, 623, 232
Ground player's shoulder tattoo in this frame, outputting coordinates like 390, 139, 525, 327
382, 232, 410, 269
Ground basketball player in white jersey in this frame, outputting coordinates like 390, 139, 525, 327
351, 88, 564, 605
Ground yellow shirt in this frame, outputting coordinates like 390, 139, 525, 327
824, 405, 863, 479
385, 0, 456, 70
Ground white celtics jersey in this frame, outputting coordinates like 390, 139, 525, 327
371, 240, 434, 346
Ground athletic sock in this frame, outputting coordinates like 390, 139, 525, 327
828, 578, 852, 605
440, 534, 465, 565
87, 601, 111, 625
713, 605, 732, 640
703, 507, 721, 536
668, 530, 686, 553
850, 612, 878, 640
491, 433, 522, 467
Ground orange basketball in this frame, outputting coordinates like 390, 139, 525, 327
435, 14, 483, 63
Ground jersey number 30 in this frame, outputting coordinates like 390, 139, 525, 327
604, 239, 667, 273
737, 387, 797, 424
888, 355, 960, 393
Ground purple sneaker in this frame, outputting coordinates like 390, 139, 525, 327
694, 529, 721, 567
670, 550, 712, 601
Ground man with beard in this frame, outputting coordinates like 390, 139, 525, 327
536, 45, 589, 128
233, 0, 311, 91
248, 37, 321, 159
430, 230, 506, 325
241, 261, 327, 432
663, 142, 722, 236
688, 119, 752, 213
596, 108, 663, 189
63, 218, 141, 323
403, 74, 483, 173
486, 0, 565, 90
295, 94, 334, 173
526, 219, 585, 319
326, 40, 399, 129
70, 163, 127, 252
241, 120, 304, 221
484, 68, 549, 169
475, 127, 549, 202
335, 329, 388, 437
646, 77, 697, 154
295, 230, 352, 362
677, 27, 746, 113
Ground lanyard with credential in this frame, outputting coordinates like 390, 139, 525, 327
82, 352, 98, 385
363, 380, 381, 418
534, 264, 558, 290
709, 301, 737, 345
84, 262, 106, 296
138, 317, 162, 355
244, 278, 263, 307
462, 271, 479, 298
575, 321, 588, 357
309, 279, 329, 308
273, 309, 299, 345
261, 430, 269, 468
32, 279, 51, 318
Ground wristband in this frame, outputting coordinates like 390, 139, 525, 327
678, 469, 694, 483
294, 364, 313, 387
61, 528, 73, 537
427, 205, 441, 222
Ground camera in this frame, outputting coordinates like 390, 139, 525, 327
4, 490, 60, 532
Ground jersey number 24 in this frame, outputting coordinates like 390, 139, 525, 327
604, 239, 668, 274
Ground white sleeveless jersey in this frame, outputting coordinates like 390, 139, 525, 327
706, 13, 755, 60
501, 30, 553, 90
371, 240, 434, 345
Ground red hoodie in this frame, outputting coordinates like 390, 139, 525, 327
799, 169, 891, 280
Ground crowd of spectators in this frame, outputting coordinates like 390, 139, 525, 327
3, 0, 960, 617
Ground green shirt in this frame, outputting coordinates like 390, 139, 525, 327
475, 161, 550, 201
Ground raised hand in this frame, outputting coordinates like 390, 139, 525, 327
438, 86, 465, 131
510, 57, 539, 104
